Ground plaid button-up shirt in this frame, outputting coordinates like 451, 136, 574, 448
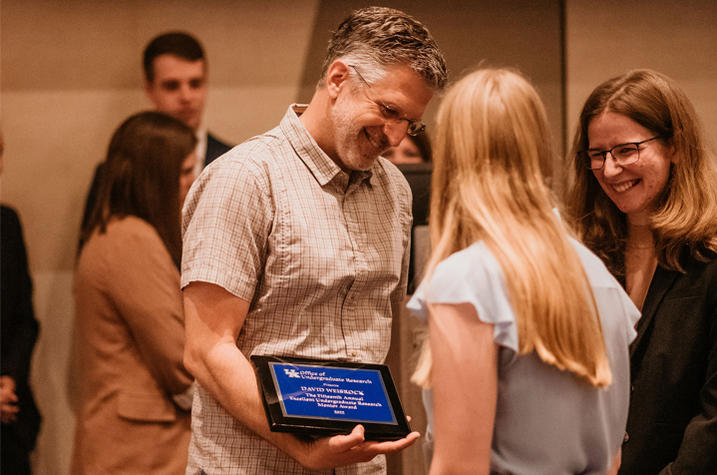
181, 105, 412, 474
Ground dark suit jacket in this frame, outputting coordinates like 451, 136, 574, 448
619, 254, 717, 475
79, 131, 231, 248
0, 206, 42, 455
205, 131, 231, 167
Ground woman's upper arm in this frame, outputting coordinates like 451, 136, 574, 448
428, 302, 498, 475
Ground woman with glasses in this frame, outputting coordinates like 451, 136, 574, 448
409, 68, 637, 474
565, 69, 717, 474
72, 111, 197, 474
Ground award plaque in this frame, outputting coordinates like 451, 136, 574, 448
251, 355, 411, 441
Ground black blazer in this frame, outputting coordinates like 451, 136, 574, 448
79, 131, 231, 247
0, 206, 42, 454
205, 132, 231, 167
619, 254, 717, 474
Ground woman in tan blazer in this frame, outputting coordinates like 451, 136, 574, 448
73, 111, 197, 474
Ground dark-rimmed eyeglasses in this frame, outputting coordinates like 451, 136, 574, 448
348, 65, 426, 137
581, 136, 662, 170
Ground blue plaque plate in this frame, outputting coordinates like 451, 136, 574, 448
251, 355, 410, 440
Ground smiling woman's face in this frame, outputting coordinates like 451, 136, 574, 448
588, 111, 673, 225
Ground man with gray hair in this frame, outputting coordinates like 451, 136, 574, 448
181, 7, 447, 473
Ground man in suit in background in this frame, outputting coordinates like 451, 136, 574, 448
143, 32, 231, 172
79, 32, 231, 245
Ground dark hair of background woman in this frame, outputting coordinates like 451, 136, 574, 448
80, 111, 196, 267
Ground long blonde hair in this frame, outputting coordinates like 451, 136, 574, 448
564, 69, 717, 280
412, 68, 612, 388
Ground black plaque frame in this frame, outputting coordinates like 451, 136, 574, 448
251, 355, 411, 441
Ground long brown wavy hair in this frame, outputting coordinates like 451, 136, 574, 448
564, 69, 717, 280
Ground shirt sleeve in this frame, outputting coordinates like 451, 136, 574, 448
181, 143, 275, 301
407, 243, 519, 353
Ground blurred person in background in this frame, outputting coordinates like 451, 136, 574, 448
1, 132, 42, 475
79, 32, 231, 247
383, 131, 431, 165
142, 31, 231, 171
384, 131, 433, 293
72, 111, 196, 474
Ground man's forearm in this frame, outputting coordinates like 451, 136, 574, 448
182, 283, 305, 462
189, 338, 309, 461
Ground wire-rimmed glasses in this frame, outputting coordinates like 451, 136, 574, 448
348, 65, 426, 136
582, 136, 662, 170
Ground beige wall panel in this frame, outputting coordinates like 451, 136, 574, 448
30, 271, 77, 475
2, 89, 145, 271
206, 85, 311, 145
3, 0, 319, 91
2, 0, 142, 91
565, 0, 717, 148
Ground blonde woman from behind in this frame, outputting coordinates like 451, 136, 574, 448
408, 68, 638, 475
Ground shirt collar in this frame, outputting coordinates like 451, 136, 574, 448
280, 104, 375, 189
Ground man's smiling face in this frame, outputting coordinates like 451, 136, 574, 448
329, 64, 433, 171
